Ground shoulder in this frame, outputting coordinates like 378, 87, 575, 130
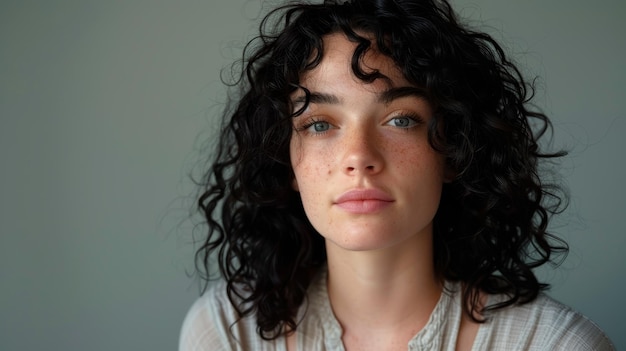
178, 281, 236, 351
476, 293, 615, 350
178, 281, 271, 351
178, 273, 335, 351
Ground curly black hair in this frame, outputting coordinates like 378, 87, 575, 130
195, 0, 568, 340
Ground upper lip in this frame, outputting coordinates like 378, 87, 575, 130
334, 188, 394, 203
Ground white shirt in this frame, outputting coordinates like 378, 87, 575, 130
179, 269, 614, 350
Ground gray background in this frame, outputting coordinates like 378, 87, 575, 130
1, 0, 624, 350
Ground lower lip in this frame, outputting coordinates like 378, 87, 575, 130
335, 200, 393, 214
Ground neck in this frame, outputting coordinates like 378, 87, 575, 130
325, 232, 442, 337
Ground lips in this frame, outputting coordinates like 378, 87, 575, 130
334, 188, 394, 214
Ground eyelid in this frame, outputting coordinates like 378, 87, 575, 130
294, 117, 333, 135
385, 111, 425, 128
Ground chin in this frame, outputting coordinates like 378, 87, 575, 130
325, 232, 413, 252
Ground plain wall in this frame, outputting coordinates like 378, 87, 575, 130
1, 0, 624, 350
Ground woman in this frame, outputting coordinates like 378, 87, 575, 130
180, 0, 614, 350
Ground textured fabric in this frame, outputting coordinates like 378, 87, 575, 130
179, 269, 614, 351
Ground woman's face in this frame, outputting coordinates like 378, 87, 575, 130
289, 33, 446, 252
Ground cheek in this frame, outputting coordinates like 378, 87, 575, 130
290, 143, 334, 191
394, 144, 446, 183
292, 160, 331, 225
389, 143, 423, 172
294, 160, 333, 185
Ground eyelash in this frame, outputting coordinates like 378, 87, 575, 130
386, 112, 424, 129
296, 118, 331, 135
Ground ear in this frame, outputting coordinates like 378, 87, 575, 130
291, 177, 300, 191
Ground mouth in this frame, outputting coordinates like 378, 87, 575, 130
334, 188, 394, 214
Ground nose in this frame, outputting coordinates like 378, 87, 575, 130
341, 127, 384, 175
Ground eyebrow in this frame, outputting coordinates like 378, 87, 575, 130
378, 86, 430, 104
292, 92, 340, 105
292, 86, 429, 106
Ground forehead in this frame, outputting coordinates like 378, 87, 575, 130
299, 32, 410, 89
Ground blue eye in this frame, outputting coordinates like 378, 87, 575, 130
387, 116, 419, 128
308, 121, 330, 133
294, 118, 333, 135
